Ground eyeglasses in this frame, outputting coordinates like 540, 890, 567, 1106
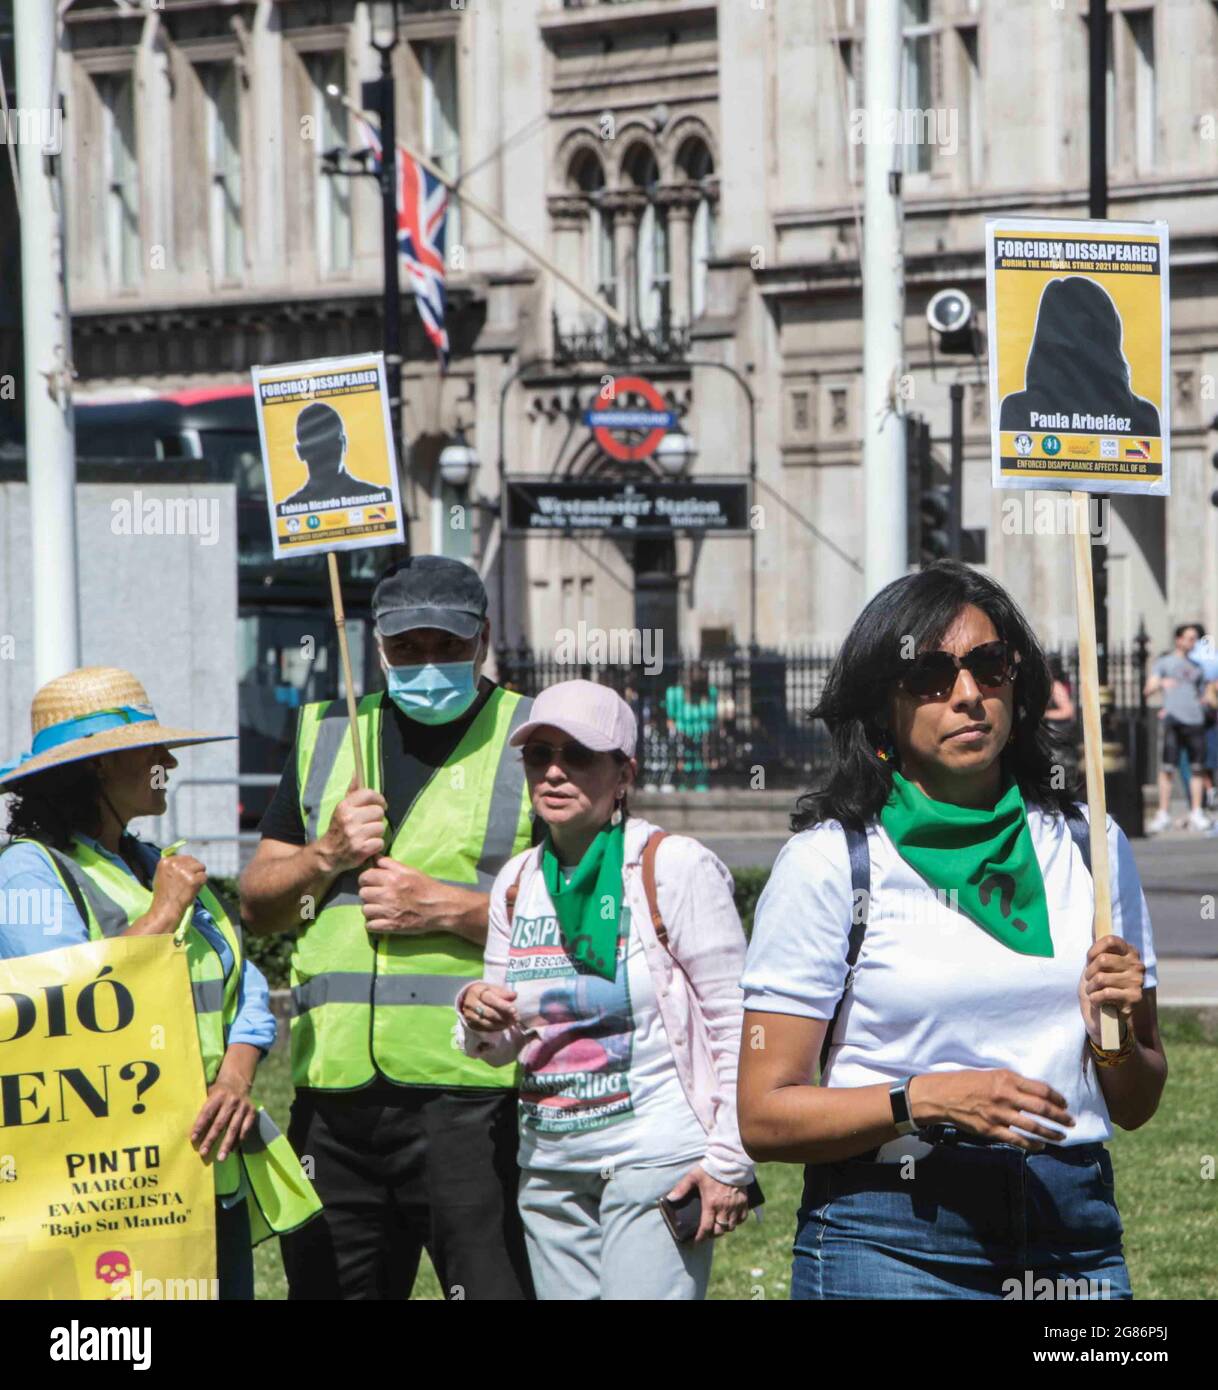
521, 740, 602, 771
897, 640, 1019, 701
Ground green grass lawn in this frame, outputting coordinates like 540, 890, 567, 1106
252, 1008, 1217, 1301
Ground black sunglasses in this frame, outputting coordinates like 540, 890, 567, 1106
521, 740, 607, 771
897, 640, 1019, 701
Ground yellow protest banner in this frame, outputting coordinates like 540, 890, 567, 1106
251, 351, 405, 559
985, 216, 1170, 496
0, 936, 216, 1299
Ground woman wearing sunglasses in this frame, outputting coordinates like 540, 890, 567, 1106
738, 560, 1164, 1300
455, 680, 754, 1300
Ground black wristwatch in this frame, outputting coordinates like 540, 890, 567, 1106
889, 1076, 918, 1136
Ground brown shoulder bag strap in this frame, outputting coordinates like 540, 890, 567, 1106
641, 829, 671, 950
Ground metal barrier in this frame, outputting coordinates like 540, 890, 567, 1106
164, 774, 281, 847
497, 640, 1155, 794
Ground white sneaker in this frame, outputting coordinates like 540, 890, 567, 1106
1147, 810, 1172, 834
1188, 809, 1213, 832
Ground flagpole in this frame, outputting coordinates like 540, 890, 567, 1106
331, 89, 626, 329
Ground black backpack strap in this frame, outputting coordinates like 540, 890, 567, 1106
818, 824, 871, 1078
1067, 808, 1093, 875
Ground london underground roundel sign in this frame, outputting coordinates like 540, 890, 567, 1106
585, 375, 676, 463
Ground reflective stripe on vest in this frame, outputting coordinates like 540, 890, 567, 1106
4, 838, 322, 1243
291, 686, 533, 1090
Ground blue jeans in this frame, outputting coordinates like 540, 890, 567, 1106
792, 1135, 1131, 1300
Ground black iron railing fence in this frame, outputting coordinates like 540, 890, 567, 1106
496, 639, 1157, 792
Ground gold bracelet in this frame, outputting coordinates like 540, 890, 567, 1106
1088, 1020, 1135, 1067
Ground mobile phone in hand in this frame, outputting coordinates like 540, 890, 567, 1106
658, 1179, 766, 1246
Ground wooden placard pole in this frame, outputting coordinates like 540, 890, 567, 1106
1070, 491, 1122, 1052
327, 551, 365, 791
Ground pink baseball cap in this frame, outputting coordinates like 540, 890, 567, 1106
510, 679, 638, 758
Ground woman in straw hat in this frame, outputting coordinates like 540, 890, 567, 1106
0, 667, 316, 1298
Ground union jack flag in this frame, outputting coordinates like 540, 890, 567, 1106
356, 114, 450, 370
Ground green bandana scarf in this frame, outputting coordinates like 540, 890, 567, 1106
879, 770, 1053, 958
540, 819, 625, 980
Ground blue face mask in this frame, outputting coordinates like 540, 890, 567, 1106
384, 659, 479, 725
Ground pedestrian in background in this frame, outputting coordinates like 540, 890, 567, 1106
1185, 624, 1218, 813
665, 665, 717, 792
1044, 653, 1078, 786
458, 679, 754, 1300
737, 561, 1165, 1300
1144, 624, 1213, 833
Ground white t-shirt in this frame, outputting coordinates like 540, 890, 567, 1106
741, 805, 1158, 1145
506, 868, 707, 1174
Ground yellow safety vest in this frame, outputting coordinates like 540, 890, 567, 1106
19, 835, 321, 1246
291, 685, 533, 1090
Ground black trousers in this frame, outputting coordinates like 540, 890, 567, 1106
216, 1197, 254, 1301
281, 1080, 534, 1301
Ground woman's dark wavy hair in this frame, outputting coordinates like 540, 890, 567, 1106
792, 560, 1082, 832
5, 760, 105, 851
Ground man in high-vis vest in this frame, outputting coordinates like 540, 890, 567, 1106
240, 556, 536, 1300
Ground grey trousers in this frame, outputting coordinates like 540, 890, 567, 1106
518, 1158, 714, 1301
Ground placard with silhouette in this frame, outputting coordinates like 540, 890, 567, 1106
251, 351, 404, 557
985, 216, 1170, 496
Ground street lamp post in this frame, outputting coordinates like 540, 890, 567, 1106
369, 2, 404, 527
439, 425, 498, 578
653, 430, 698, 478
438, 428, 480, 492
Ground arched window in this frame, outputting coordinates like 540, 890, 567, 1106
625, 146, 668, 331
679, 140, 716, 321
572, 151, 616, 312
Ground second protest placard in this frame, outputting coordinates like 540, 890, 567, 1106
986, 215, 1170, 497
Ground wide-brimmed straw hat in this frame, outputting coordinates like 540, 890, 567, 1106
0, 667, 235, 787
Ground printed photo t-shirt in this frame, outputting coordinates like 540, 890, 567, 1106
506, 865, 706, 1174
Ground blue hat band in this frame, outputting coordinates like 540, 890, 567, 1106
31, 705, 158, 754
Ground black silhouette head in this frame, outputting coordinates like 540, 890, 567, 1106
1025, 278, 1125, 398
295, 403, 346, 473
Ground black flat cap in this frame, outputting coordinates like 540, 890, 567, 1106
373, 555, 488, 640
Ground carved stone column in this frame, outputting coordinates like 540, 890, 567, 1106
603, 190, 645, 324
657, 185, 700, 328
546, 194, 589, 324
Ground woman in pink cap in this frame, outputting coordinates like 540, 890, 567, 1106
456, 678, 755, 1300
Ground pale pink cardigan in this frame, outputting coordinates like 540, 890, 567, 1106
454, 815, 755, 1186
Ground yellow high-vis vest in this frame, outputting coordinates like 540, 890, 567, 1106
21, 836, 322, 1246
291, 686, 533, 1091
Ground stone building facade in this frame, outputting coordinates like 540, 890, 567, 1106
53, 0, 1218, 656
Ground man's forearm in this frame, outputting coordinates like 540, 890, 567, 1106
446, 887, 490, 945
239, 841, 344, 936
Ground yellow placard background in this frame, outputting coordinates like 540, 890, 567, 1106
993, 231, 1164, 415
0, 937, 216, 1299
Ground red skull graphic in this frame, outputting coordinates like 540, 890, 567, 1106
95, 1250, 131, 1285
